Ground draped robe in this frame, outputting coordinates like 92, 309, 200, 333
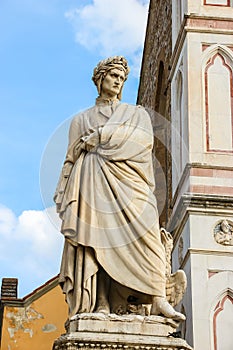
54, 102, 166, 317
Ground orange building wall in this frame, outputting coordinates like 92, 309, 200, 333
1, 285, 67, 350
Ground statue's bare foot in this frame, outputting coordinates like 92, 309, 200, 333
151, 296, 186, 321
95, 298, 110, 314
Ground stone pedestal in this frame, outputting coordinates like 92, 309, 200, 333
52, 314, 192, 350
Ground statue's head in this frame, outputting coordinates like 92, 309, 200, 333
221, 219, 231, 233
92, 56, 130, 100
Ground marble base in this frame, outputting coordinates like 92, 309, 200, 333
53, 314, 192, 350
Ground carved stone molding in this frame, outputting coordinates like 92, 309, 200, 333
214, 219, 233, 245
53, 334, 192, 350
67, 313, 178, 335
52, 314, 192, 350
53, 340, 191, 350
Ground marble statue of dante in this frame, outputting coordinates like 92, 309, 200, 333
54, 56, 185, 321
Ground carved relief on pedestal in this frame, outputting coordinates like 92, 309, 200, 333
214, 219, 233, 246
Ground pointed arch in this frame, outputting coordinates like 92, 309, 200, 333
172, 67, 184, 190
212, 290, 233, 350
202, 45, 233, 153
176, 69, 184, 173
202, 44, 233, 66
207, 271, 233, 350
155, 60, 166, 115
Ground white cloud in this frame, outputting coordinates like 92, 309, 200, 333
0, 204, 63, 296
17, 207, 62, 255
0, 205, 17, 237
65, 0, 149, 76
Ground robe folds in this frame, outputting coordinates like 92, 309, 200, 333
54, 102, 166, 317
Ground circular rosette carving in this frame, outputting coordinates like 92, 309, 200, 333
214, 219, 233, 246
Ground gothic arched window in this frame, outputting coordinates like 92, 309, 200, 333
204, 52, 233, 152
213, 294, 233, 350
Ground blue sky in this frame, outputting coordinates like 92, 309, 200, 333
0, 0, 149, 297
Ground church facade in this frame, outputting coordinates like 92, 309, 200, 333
138, 1, 233, 349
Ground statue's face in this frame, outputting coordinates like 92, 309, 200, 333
100, 68, 125, 99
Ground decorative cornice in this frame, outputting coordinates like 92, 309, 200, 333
168, 193, 233, 243
179, 248, 233, 270
182, 193, 233, 210
53, 334, 192, 350
189, 248, 233, 257
170, 163, 233, 211
53, 342, 189, 350
169, 14, 233, 81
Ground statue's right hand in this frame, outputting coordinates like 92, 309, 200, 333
80, 130, 100, 152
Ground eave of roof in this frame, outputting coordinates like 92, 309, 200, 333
0, 274, 59, 308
